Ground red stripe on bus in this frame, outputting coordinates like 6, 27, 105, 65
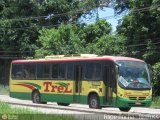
11, 56, 144, 64
14, 84, 35, 90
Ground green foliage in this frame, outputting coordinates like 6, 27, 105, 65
35, 24, 85, 57
84, 35, 126, 55
83, 20, 112, 43
0, 0, 126, 59
38, 0, 98, 26
114, 0, 130, 14
35, 20, 116, 57
143, 41, 158, 64
78, 20, 126, 55
117, 0, 160, 64
0, 0, 98, 58
0, 0, 133, 59
152, 62, 160, 96
0, 0, 41, 58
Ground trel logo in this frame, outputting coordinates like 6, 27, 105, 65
43, 82, 72, 93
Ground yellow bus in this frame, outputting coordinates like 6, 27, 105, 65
9, 54, 152, 112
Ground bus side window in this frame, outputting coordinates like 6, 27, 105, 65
52, 63, 66, 79
52, 64, 58, 78
11, 64, 23, 80
22, 69, 29, 79
15, 71, 23, 79
58, 64, 66, 79
37, 63, 50, 79
24, 64, 36, 79
84, 62, 101, 80
67, 63, 74, 79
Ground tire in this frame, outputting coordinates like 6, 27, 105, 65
119, 107, 131, 112
32, 91, 41, 103
57, 103, 70, 106
41, 102, 47, 104
88, 94, 101, 109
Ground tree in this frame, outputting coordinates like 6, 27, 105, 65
117, 0, 160, 64
0, 0, 130, 59
39, 0, 99, 26
35, 19, 117, 57
152, 62, 160, 96
0, 0, 40, 58
84, 34, 126, 55
83, 19, 112, 43
0, 0, 101, 58
35, 24, 85, 57
114, 0, 130, 14
81, 19, 126, 56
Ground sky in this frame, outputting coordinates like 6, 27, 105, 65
79, 7, 124, 32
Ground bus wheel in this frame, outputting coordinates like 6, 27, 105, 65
119, 107, 131, 112
41, 102, 47, 104
32, 91, 41, 103
57, 103, 70, 106
89, 94, 101, 109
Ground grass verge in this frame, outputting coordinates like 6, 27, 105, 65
151, 96, 160, 109
0, 84, 9, 95
0, 101, 77, 120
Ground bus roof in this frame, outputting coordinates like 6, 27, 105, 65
12, 55, 144, 64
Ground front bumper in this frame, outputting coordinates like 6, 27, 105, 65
116, 96, 152, 107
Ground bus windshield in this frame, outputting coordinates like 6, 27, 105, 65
116, 60, 151, 89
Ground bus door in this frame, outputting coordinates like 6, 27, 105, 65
74, 64, 83, 103
104, 64, 117, 105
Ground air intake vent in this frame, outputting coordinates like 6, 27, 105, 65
129, 96, 146, 100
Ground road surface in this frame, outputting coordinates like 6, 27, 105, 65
0, 95, 160, 120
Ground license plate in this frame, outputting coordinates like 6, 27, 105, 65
135, 102, 141, 105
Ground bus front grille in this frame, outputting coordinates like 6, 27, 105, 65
129, 96, 146, 100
